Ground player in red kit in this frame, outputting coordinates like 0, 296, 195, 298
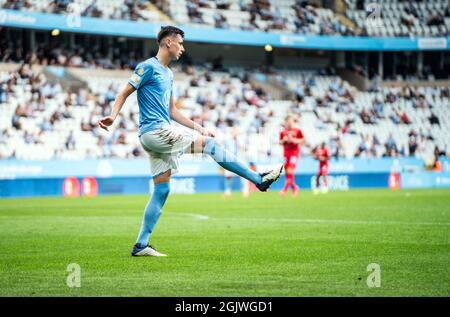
279, 116, 305, 197
314, 142, 330, 194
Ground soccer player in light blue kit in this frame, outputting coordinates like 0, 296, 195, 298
98, 26, 283, 257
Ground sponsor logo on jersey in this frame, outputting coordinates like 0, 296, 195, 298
131, 74, 141, 84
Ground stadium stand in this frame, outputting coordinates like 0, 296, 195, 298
273, 69, 449, 159
1, 62, 448, 161
345, 0, 450, 37
3, 0, 447, 37
0, 0, 163, 21
0, 1, 448, 162
0, 63, 276, 160
0, 32, 144, 69
161, 0, 354, 35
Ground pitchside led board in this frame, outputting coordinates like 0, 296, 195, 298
0, 158, 449, 198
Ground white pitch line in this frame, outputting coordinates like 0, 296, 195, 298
169, 212, 209, 221
185, 213, 209, 221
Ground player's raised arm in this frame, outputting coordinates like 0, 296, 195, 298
98, 83, 135, 131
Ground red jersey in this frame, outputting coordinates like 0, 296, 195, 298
316, 147, 330, 166
280, 128, 304, 157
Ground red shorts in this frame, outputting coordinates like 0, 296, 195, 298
284, 155, 299, 170
317, 164, 328, 176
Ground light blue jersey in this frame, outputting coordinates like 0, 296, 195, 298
128, 57, 173, 136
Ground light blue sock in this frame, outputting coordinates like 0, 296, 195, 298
204, 137, 261, 185
135, 182, 170, 248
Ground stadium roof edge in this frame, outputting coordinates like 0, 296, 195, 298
0, 9, 449, 51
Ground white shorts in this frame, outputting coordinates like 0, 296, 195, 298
139, 125, 199, 177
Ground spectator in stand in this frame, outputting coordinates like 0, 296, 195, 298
429, 112, 440, 126
360, 109, 375, 124
389, 109, 401, 125
408, 130, 418, 156
216, 0, 230, 10
372, 97, 384, 118
385, 133, 398, 155
355, 135, 370, 157
400, 111, 411, 124
214, 13, 230, 29
187, 0, 204, 24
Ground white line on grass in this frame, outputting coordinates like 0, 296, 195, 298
168, 212, 209, 221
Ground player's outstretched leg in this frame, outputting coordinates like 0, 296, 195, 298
321, 175, 329, 194
314, 174, 321, 194
132, 179, 170, 257
288, 169, 299, 197
291, 177, 299, 198
281, 172, 291, 196
280, 185, 288, 197
201, 137, 283, 192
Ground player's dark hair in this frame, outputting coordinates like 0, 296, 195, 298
157, 26, 184, 45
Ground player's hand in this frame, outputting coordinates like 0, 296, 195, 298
200, 127, 216, 137
98, 116, 114, 131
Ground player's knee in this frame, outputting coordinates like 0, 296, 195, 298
154, 170, 171, 184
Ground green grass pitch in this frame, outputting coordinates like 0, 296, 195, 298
0, 189, 449, 296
